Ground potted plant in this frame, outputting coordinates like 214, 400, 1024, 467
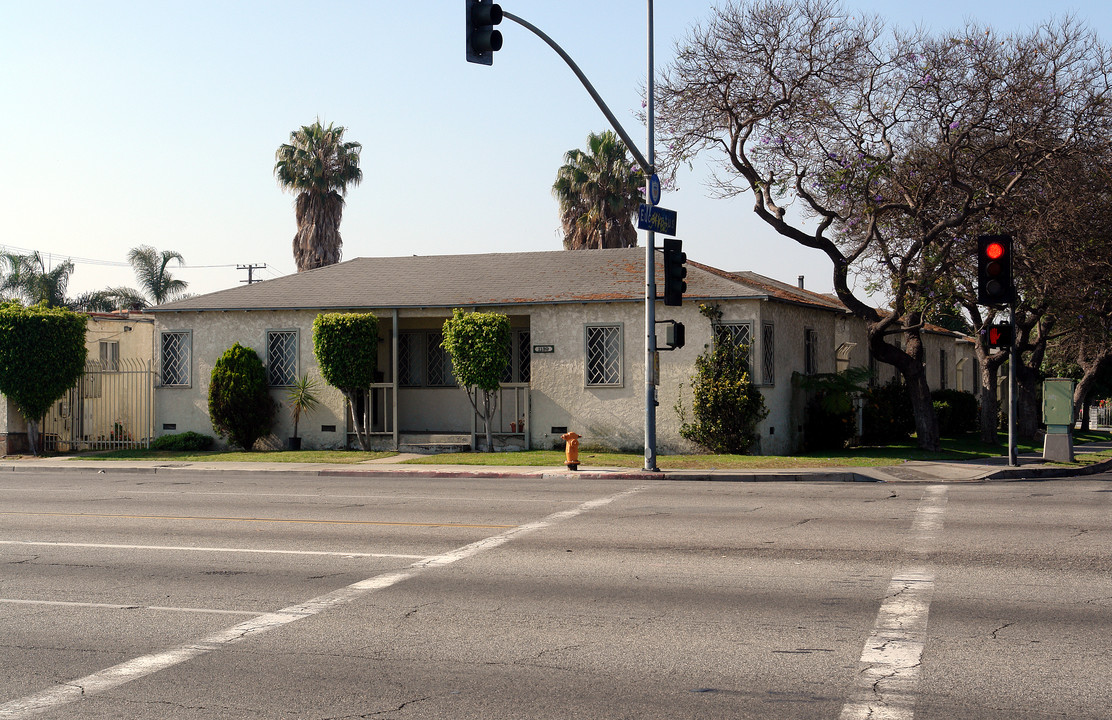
285, 372, 321, 450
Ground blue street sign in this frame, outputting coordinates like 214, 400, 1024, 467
648, 174, 662, 206
637, 204, 677, 235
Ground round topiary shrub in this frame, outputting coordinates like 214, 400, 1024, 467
208, 343, 275, 450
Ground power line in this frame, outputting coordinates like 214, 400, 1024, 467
0, 244, 241, 270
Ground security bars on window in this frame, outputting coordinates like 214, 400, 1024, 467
714, 322, 752, 375
586, 325, 621, 386
267, 330, 298, 387
762, 322, 775, 385
161, 332, 190, 386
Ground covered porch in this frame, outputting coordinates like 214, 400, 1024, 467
347, 309, 532, 452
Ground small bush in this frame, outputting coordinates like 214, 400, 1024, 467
150, 431, 214, 451
208, 343, 276, 450
931, 389, 979, 436
678, 341, 769, 454
862, 380, 915, 444
803, 394, 856, 450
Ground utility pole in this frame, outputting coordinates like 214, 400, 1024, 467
496, 6, 660, 471
237, 264, 266, 284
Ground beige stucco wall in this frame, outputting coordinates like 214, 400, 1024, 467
151, 300, 974, 455
155, 309, 351, 449
84, 313, 156, 364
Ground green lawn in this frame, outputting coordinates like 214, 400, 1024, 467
67, 449, 397, 464
56, 430, 1112, 469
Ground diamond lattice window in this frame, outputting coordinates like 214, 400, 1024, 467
502, 330, 531, 383
399, 332, 421, 387
161, 332, 191, 386
586, 325, 622, 386
762, 323, 775, 385
517, 330, 531, 383
426, 333, 456, 387
267, 330, 298, 387
715, 323, 752, 375
804, 329, 818, 375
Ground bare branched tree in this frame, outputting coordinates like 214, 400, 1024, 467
658, 0, 1112, 449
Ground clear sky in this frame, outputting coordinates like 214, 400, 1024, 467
2, 1, 1109, 300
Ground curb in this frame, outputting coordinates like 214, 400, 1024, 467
1, 457, 1110, 483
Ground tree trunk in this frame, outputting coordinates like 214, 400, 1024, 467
345, 391, 370, 451
978, 351, 1002, 444
906, 364, 940, 452
1074, 347, 1112, 433
1015, 361, 1042, 441
483, 392, 494, 453
27, 418, 40, 456
869, 324, 939, 451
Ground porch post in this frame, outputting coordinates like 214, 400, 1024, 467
392, 309, 399, 451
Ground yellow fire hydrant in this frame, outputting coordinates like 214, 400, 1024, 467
561, 431, 581, 471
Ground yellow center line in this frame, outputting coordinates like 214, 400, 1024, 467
0, 511, 515, 529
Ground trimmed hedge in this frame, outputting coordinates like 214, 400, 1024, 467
150, 431, 215, 451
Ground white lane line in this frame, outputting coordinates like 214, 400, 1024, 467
1, 488, 581, 504
0, 540, 424, 559
0, 599, 261, 617
839, 485, 948, 720
0, 485, 645, 719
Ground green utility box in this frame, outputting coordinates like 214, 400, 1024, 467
1042, 378, 1076, 462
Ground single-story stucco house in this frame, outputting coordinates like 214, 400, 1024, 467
142, 247, 976, 455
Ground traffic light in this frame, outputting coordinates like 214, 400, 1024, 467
977, 234, 1014, 306
987, 322, 1013, 349
663, 238, 687, 306
466, 0, 503, 65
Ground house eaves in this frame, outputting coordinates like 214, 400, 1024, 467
147, 248, 779, 314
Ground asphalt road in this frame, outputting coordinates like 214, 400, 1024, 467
1, 469, 1110, 719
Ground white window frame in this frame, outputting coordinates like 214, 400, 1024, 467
99, 340, 120, 372
714, 322, 752, 376
267, 329, 299, 387
160, 330, 192, 387
585, 323, 623, 387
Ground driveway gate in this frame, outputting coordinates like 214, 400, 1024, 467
41, 358, 155, 451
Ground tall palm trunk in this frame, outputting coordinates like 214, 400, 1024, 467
293, 192, 344, 271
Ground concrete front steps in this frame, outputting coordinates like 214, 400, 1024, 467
397, 433, 472, 455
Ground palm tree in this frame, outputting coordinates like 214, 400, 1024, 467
0, 251, 74, 307
552, 130, 644, 250
70, 287, 149, 312
274, 120, 363, 272
128, 245, 187, 305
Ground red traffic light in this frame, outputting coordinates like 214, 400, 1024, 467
977, 235, 1014, 306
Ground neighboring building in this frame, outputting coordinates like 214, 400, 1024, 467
2, 311, 155, 454
147, 248, 975, 455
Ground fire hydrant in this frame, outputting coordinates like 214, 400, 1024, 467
561, 431, 581, 471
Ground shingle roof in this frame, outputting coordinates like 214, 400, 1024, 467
148, 248, 848, 314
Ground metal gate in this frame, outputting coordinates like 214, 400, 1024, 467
41, 358, 155, 451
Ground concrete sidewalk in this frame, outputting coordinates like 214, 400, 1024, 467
3, 442, 1111, 483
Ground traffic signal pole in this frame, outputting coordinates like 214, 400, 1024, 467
500, 5, 661, 471
644, 0, 657, 471
1008, 305, 1018, 467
